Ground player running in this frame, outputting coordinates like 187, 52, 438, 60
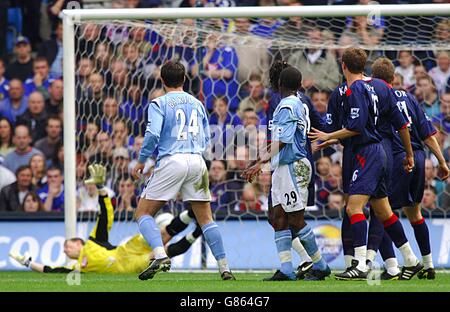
243, 66, 331, 281
371, 57, 449, 280
9, 164, 199, 274
132, 61, 235, 281
309, 48, 422, 280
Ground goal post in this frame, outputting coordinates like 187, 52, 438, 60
62, 4, 450, 268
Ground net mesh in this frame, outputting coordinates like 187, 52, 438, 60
72, 15, 450, 266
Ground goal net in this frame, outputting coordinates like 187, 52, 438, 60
68, 5, 450, 270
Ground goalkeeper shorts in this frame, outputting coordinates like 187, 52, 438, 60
271, 158, 311, 213
141, 153, 211, 202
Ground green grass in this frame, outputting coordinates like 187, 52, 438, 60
0, 271, 449, 292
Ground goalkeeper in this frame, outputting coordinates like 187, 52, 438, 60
10, 164, 201, 274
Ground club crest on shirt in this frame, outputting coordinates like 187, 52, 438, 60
350, 108, 360, 119
326, 113, 333, 125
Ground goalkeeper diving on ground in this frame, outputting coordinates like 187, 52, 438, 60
9, 164, 202, 274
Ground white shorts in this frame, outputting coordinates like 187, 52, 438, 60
141, 154, 211, 202
271, 158, 311, 212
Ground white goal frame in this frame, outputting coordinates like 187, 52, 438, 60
62, 3, 450, 238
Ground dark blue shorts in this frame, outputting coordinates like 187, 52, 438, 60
381, 138, 394, 193
348, 143, 388, 198
389, 150, 426, 209
342, 146, 353, 194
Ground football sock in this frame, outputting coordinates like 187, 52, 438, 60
383, 214, 418, 267
350, 214, 367, 271
379, 232, 396, 261
201, 222, 227, 263
292, 237, 312, 264
422, 254, 434, 270
297, 224, 327, 271
367, 209, 384, 253
275, 230, 295, 278
181, 209, 194, 224
366, 249, 377, 264
167, 237, 191, 258
344, 255, 353, 269
385, 257, 401, 276
411, 218, 432, 257
341, 210, 354, 257
138, 215, 167, 259
165, 211, 192, 236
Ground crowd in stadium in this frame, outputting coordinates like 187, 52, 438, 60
0, 0, 448, 215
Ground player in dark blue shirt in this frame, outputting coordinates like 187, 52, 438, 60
309, 48, 422, 280
371, 58, 450, 280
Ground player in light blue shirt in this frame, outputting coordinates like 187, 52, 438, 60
243, 66, 330, 281
132, 61, 234, 281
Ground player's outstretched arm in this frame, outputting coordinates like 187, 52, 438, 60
308, 127, 359, 143
241, 140, 285, 182
424, 135, 450, 180
9, 251, 72, 273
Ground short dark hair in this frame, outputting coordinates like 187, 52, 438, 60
372, 57, 395, 84
342, 48, 367, 74
34, 56, 49, 66
46, 115, 62, 127
16, 165, 31, 176
47, 166, 62, 174
279, 66, 302, 93
269, 59, 289, 92
160, 61, 185, 88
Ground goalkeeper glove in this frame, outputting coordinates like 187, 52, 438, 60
9, 251, 32, 268
84, 164, 106, 189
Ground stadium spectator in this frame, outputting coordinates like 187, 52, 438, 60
77, 182, 114, 213
0, 165, 16, 192
0, 165, 34, 212
428, 51, 450, 93
129, 27, 152, 57
108, 147, 131, 190
408, 63, 428, 94
209, 96, 241, 128
416, 76, 440, 117
435, 19, 450, 44
340, 13, 383, 46
109, 60, 129, 98
77, 23, 102, 61
234, 183, 263, 212
310, 87, 329, 119
16, 91, 48, 143
22, 192, 45, 213
24, 57, 54, 98
128, 136, 155, 178
48, 0, 84, 29
256, 169, 270, 211
79, 122, 99, 157
209, 160, 228, 211
115, 174, 137, 212
45, 79, 63, 116
0, 117, 14, 157
29, 153, 47, 189
315, 156, 332, 209
288, 26, 340, 92
34, 116, 62, 160
432, 91, 450, 134
223, 145, 250, 210
101, 97, 120, 133
421, 185, 437, 210
392, 72, 405, 90
0, 79, 28, 124
395, 51, 416, 89
5, 36, 34, 82
76, 57, 95, 97
88, 131, 113, 171
201, 33, 240, 112
237, 74, 267, 121
112, 119, 133, 149
94, 42, 113, 77
123, 41, 146, 81
119, 83, 147, 136
0, 58, 8, 102
78, 73, 104, 126
233, 18, 271, 84
37, 166, 65, 212
46, 142, 64, 173
38, 20, 64, 79
424, 158, 446, 206
2, 125, 43, 174
327, 191, 345, 211
442, 183, 450, 210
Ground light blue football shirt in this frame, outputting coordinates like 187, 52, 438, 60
271, 95, 308, 168
138, 91, 210, 163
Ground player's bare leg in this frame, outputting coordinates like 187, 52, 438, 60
335, 194, 370, 280
370, 197, 422, 280
135, 199, 171, 280
403, 203, 435, 279
190, 200, 235, 281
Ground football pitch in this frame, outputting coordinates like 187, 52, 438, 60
1, 271, 449, 292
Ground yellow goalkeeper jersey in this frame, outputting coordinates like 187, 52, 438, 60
44, 195, 152, 274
